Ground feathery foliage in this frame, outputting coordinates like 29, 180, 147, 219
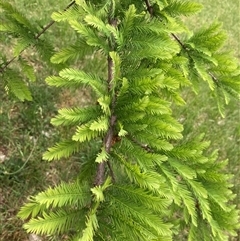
0, 1, 59, 100
1, 0, 239, 240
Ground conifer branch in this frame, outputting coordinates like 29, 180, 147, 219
143, 0, 220, 87
0, 1, 76, 74
16, 1, 240, 238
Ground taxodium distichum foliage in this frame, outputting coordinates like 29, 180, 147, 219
1, 1, 239, 240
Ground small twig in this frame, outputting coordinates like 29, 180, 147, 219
34, 20, 55, 40
129, 136, 154, 153
143, 0, 221, 87
0, 1, 76, 74
34, 1, 76, 39
171, 33, 187, 50
144, 0, 153, 16
0, 55, 19, 74
209, 71, 220, 85
107, 161, 115, 182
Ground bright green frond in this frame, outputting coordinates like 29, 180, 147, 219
117, 122, 128, 137
187, 180, 208, 199
113, 185, 171, 212
51, 5, 84, 22
42, 140, 81, 161
127, 77, 164, 95
60, 68, 107, 96
72, 123, 102, 142
146, 97, 172, 115
163, 0, 203, 16
69, 20, 109, 51
211, 200, 240, 237
50, 39, 94, 64
166, 137, 210, 162
19, 59, 36, 82
188, 22, 227, 53
159, 164, 198, 226
79, 213, 99, 241
193, 57, 215, 90
95, 147, 109, 163
51, 106, 101, 126
46, 68, 107, 96
89, 115, 109, 132
127, 33, 180, 60
97, 95, 111, 115
116, 137, 168, 169
168, 159, 196, 180
206, 185, 231, 212
91, 176, 112, 202
35, 182, 91, 208
0, 21, 24, 34
121, 4, 137, 37
132, 132, 174, 151
24, 209, 84, 235
84, 14, 110, 36
45, 76, 72, 87
6, 73, 32, 101
18, 200, 47, 220
75, 0, 95, 15
109, 51, 121, 81
107, 192, 172, 239
139, 116, 183, 140
0, 1, 37, 32
113, 151, 165, 191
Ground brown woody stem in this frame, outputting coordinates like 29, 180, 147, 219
94, 5, 117, 186
144, 0, 153, 15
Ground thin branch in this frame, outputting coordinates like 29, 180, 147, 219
0, 55, 19, 74
0, 1, 76, 74
209, 71, 219, 85
143, 0, 220, 86
171, 33, 187, 50
129, 136, 154, 153
35, 1, 76, 39
107, 161, 115, 182
94, 116, 116, 186
34, 20, 55, 40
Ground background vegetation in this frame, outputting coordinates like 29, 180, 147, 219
0, 0, 239, 240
